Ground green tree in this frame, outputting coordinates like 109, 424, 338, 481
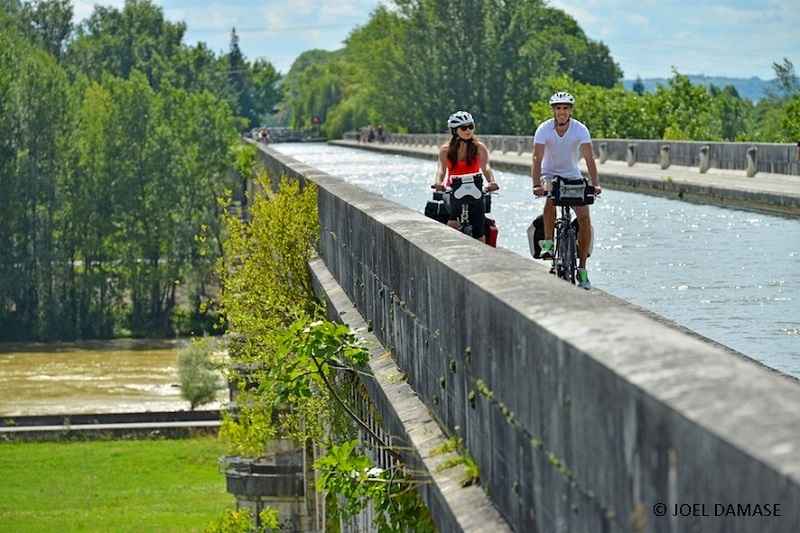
709, 84, 751, 141
529, 75, 659, 139
765, 58, 798, 102
178, 342, 224, 410
217, 170, 320, 455
225, 28, 256, 125
337, 0, 620, 135
649, 73, 723, 140
291, 54, 348, 132
250, 58, 282, 124
0, 23, 77, 340
750, 59, 799, 142
277, 49, 334, 127
65, 0, 187, 87
68, 79, 127, 337
19, 0, 73, 59
632, 76, 645, 96
782, 93, 800, 142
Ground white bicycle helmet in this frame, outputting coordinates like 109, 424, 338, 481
447, 110, 474, 129
549, 92, 575, 106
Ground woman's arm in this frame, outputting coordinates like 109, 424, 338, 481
433, 146, 448, 190
478, 143, 499, 191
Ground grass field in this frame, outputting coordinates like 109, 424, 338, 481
0, 436, 234, 532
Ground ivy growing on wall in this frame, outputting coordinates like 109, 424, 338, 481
210, 155, 434, 532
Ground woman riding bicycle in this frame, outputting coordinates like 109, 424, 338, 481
432, 110, 499, 243
531, 92, 601, 289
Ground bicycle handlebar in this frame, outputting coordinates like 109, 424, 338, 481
431, 184, 497, 193
535, 190, 602, 200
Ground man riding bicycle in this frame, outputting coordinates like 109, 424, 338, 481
531, 92, 601, 289
433, 110, 499, 243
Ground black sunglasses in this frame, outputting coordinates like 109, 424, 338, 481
458, 124, 475, 131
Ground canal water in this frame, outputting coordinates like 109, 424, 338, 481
272, 142, 800, 380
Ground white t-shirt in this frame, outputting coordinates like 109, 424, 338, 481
533, 118, 592, 179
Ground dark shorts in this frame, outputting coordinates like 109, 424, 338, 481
445, 194, 486, 239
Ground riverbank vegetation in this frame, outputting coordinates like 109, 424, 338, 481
0, 435, 231, 532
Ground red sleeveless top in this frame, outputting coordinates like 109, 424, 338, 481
446, 156, 481, 186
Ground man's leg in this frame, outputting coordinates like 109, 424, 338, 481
543, 199, 556, 240
574, 206, 591, 269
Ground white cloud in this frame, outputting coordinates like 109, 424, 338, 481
72, 0, 125, 21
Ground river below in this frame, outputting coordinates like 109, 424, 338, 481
0, 338, 227, 417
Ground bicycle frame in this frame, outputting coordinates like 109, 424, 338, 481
456, 202, 473, 236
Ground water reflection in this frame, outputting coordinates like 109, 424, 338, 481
0, 339, 227, 416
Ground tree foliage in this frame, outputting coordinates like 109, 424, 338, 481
178, 342, 225, 410
287, 0, 621, 136
524, 65, 798, 143
216, 170, 322, 456
281, 1, 796, 142
0, 0, 269, 340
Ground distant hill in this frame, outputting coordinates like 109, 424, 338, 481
622, 75, 774, 102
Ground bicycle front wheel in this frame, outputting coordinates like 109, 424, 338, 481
558, 227, 577, 284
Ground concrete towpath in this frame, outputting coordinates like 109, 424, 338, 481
330, 139, 800, 217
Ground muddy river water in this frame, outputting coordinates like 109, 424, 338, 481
0, 338, 227, 416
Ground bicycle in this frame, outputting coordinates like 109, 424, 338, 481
528, 176, 595, 285
426, 174, 498, 246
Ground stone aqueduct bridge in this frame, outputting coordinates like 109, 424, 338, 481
254, 142, 800, 533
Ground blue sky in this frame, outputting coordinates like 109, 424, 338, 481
74, 0, 798, 80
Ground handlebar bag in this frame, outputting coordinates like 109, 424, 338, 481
552, 176, 595, 206
451, 174, 484, 205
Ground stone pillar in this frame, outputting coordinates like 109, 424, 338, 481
599, 142, 608, 164
626, 143, 636, 167
746, 146, 758, 177
699, 145, 710, 173
501, 137, 509, 154
517, 138, 525, 156
660, 145, 671, 169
